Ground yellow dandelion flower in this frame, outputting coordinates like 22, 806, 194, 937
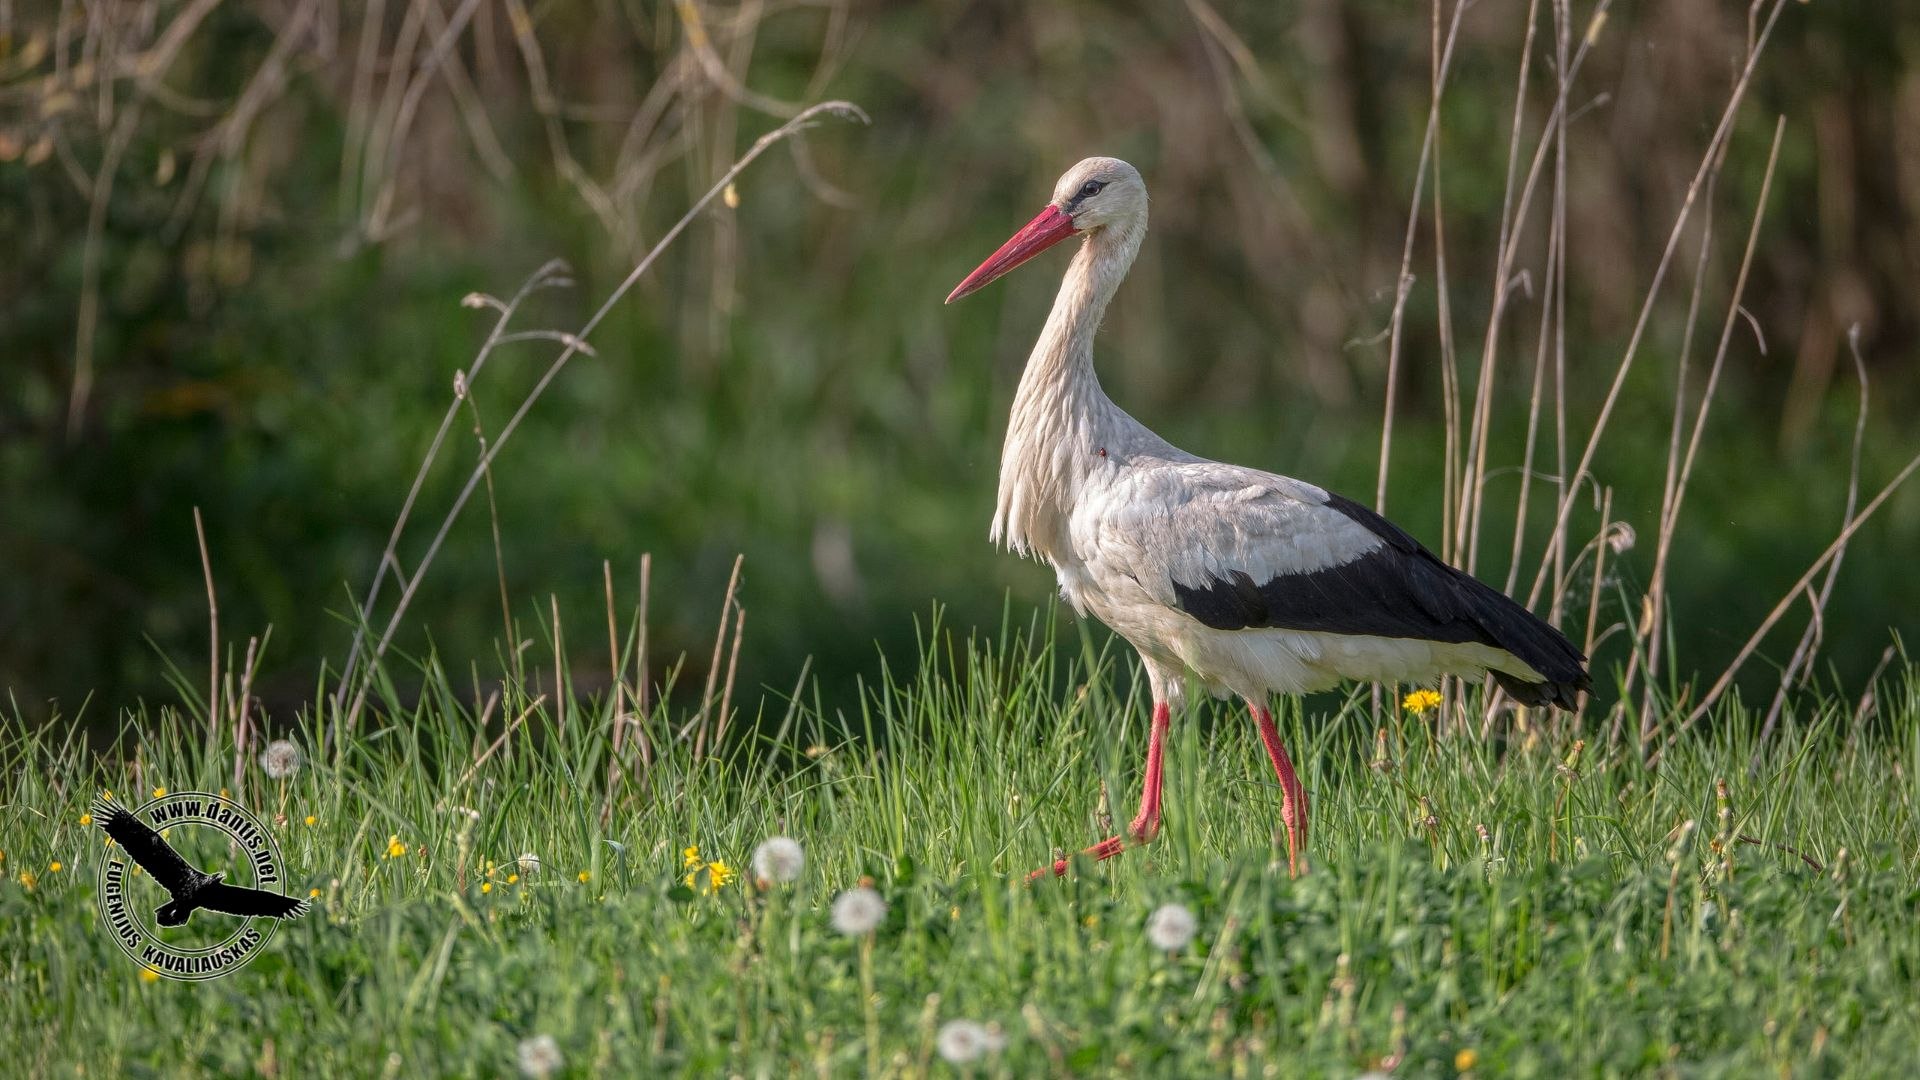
577, 871, 591, 884
49, 861, 62, 873
17, 870, 36, 890
304, 815, 317, 827
385, 835, 406, 859
152, 787, 166, 798
507, 873, 520, 885
308, 888, 321, 899
681, 845, 701, 868
1403, 689, 1444, 715
139, 967, 161, 983
78, 813, 92, 827
102, 790, 114, 802
481, 882, 493, 894
219, 789, 229, 799
1455, 1048, 1478, 1072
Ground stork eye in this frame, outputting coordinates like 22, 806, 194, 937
1078, 180, 1105, 198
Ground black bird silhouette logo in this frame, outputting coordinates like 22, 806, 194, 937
95, 803, 309, 926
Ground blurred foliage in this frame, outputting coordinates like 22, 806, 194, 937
1, 0, 1916, 718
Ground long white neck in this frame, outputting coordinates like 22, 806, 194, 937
991, 217, 1153, 559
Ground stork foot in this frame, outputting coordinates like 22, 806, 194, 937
1025, 834, 1133, 883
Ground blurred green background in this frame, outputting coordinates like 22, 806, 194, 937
2, 0, 1916, 721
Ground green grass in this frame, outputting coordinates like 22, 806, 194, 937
4, 618, 1918, 1077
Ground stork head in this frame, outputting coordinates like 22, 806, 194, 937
946, 157, 1146, 304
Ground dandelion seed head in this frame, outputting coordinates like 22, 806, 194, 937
518, 852, 541, 875
1145, 902, 1197, 952
831, 886, 887, 936
1606, 522, 1636, 555
752, 836, 805, 884
515, 1034, 563, 1079
935, 1020, 1005, 1064
258, 740, 303, 780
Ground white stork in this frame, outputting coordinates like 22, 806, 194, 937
946, 157, 1590, 879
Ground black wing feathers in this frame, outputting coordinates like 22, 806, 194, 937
97, 804, 199, 891
198, 881, 310, 919
1171, 492, 1591, 709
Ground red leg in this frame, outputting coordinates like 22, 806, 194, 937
1028, 701, 1171, 882
1253, 703, 1309, 877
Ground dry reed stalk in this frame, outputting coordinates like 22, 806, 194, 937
193, 506, 220, 735
1527, 0, 1789, 612
1375, 0, 1467, 515
602, 561, 625, 825
335, 258, 572, 713
714, 604, 747, 752
451, 694, 542, 794
549, 593, 565, 737
1634, 118, 1786, 742
1755, 331, 1870, 753
1621, 169, 1722, 726
692, 554, 744, 762
363, 0, 486, 238
635, 553, 654, 775
335, 100, 865, 735
1456, 0, 1542, 573
1581, 489, 1612, 672
1651, 447, 1920, 766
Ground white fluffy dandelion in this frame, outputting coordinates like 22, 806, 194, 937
751, 836, 805, 884
1145, 902, 1198, 952
830, 886, 887, 936
517, 852, 542, 876
257, 739, 303, 780
935, 1019, 1006, 1064
515, 1034, 562, 1078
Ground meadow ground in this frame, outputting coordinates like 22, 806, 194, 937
3, 623, 1917, 1078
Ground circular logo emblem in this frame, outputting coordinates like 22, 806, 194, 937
93, 792, 308, 981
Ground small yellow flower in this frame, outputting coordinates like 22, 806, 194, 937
507, 873, 520, 885
481, 882, 493, 894
308, 888, 321, 899
152, 787, 166, 798
17, 870, 36, 890
49, 861, 62, 873
219, 789, 230, 798
1455, 1048, 1479, 1072
304, 815, 317, 827
1403, 689, 1444, 715
709, 860, 735, 888
577, 871, 591, 884
161, 828, 172, 840
139, 967, 161, 983
385, 835, 406, 859
102, 791, 114, 802
78, 813, 92, 827
682, 845, 701, 868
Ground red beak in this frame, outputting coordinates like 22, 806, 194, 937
945, 205, 1077, 304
